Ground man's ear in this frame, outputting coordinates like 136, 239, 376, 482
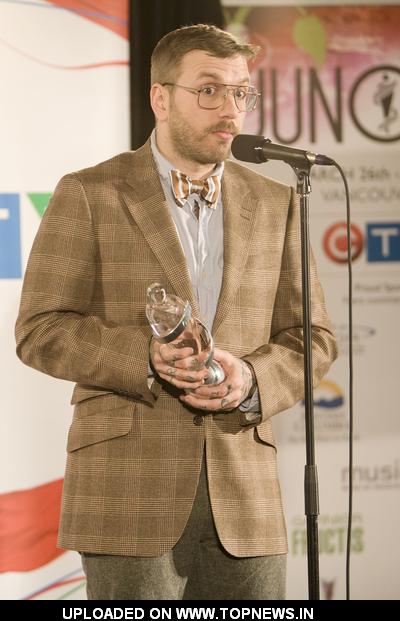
150, 83, 169, 121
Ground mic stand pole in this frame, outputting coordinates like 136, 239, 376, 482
292, 164, 320, 600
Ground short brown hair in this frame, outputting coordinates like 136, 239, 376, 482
151, 24, 259, 85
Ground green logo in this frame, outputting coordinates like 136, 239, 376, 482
27, 193, 52, 218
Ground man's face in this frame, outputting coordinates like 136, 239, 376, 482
164, 50, 250, 168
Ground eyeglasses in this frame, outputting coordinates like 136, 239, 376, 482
162, 82, 260, 112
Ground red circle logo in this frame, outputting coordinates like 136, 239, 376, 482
323, 222, 364, 263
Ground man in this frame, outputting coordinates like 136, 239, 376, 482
15, 24, 337, 599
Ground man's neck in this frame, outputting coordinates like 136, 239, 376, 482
154, 131, 217, 180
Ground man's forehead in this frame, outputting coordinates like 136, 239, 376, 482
178, 50, 250, 82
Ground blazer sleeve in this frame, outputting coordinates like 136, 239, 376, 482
15, 173, 155, 405
242, 186, 338, 422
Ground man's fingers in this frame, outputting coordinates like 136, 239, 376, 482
178, 353, 209, 371
157, 357, 208, 377
158, 371, 207, 390
192, 382, 232, 398
180, 392, 238, 412
158, 344, 209, 367
159, 343, 194, 363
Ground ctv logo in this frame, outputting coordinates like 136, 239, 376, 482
0, 194, 21, 279
0, 192, 50, 279
323, 221, 400, 263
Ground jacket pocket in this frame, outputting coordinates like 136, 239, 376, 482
67, 400, 135, 452
73, 392, 134, 418
70, 384, 115, 405
254, 419, 277, 450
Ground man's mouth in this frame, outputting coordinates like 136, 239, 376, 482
210, 126, 238, 140
213, 130, 234, 140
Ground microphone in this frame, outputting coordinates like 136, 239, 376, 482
231, 134, 335, 167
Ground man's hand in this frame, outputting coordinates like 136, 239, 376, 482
150, 338, 210, 390
179, 348, 255, 412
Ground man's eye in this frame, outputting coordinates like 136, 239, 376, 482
235, 88, 248, 100
201, 85, 217, 96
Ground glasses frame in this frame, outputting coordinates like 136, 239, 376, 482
162, 82, 260, 112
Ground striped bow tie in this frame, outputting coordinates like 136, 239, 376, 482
169, 169, 221, 208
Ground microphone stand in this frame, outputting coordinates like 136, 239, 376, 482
230, 132, 335, 599
292, 163, 320, 600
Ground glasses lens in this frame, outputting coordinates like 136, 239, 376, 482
198, 85, 225, 109
198, 85, 259, 111
241, 88, 258, 112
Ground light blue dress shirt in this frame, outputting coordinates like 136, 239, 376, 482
150, 130, 260, 414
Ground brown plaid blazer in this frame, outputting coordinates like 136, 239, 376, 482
15, 139, 337, 557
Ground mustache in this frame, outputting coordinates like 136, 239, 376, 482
206, 123, 239, 135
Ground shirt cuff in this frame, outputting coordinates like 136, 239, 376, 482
239, 388, 261, 413
238, 387, 261, 413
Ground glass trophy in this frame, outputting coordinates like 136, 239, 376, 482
146, 282, 225, 385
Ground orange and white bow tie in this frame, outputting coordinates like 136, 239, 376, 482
169, 169, 221, 208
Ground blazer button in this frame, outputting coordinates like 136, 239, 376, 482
193, 415, 204, 426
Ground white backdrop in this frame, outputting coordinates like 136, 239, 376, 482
0, 0, 129, 599
1, 0, 399, 601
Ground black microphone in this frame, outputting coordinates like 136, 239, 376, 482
231, 134, 335, 167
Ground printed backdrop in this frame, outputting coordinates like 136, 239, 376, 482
225, 1, 400, 600
1, 0, 399, 600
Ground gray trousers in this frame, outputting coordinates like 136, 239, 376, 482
81, 459, 286, 600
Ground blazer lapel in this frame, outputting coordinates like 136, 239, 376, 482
212, 164, 259, 335
122, 141, 199, 317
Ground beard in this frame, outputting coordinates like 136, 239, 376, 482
168, 104, 239, 166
